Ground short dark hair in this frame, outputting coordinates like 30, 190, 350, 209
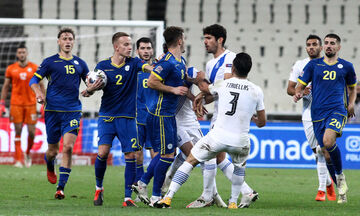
57, 28, 75, 39
17, 44, 27, 50
136, 37, 153, 49
112, 32, 130, 44
203, 24, 227, 46
163, 26, 184, 48
325, 33, 341, 44
162, 43, 168, 53
233, 52, 252, 77
306, 34, 322, 46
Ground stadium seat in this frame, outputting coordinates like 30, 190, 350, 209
59, 0, 75, 19
113, 0, 130, 20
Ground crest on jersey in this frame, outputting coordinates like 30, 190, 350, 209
74, 60, 79, 65
155, 66, 163, 73
167, 143, 173, 149
20, 72, 27, 80
27, 68, 32, 72
338, 64, 343, 69
70, 119, 78, 127
125, 65, 130, 71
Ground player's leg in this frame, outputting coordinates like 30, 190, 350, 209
55, 112, 81, 199
151, 116, 176, 205
10, 105, 24, 167
93, 117, 115, 206
135, 124, 146, 184
118, 118, 139, 207
316, 146, 336, 201
24, 104, 37, 167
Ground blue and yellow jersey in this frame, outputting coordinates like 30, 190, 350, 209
33, 54, 89, 111
137, 70, 150, 124
97, 57, 148, 118
146, 52, 186, 117
298, 57, 357, 121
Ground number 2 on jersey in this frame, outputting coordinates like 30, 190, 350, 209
116, 75, 123, 85
225, 91, 240, 116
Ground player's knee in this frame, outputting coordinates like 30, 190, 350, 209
216, 152, 226, 164
124, 152, 135, 159
47, 148, 59, 157
323, 138, 335, 149
62, 143, 73, 154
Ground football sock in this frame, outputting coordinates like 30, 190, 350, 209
58, 166, 71, 190
229, 166, 245, 203
166, 161, 193, 198
152, 157, 174, 197
14, 135, 23, 162
240, 181, 253, 195
135, 163, 144, 183
167, 152, 185, 179
327, 143, 342, 175
125, 158, 136, 198
326, 161, 337, 185
317, 152, 328, 191
201, 158, 217, 201
44, 154, 55, 172
95, 155, 107, 188
218, 158, 233, 181
140, 153, 160, 185
26, 136, 34, 155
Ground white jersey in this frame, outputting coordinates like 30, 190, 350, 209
208, 78, 265, 147
176, 67, 200, 128
289, 57, 312, 121
205, 49, 236, 125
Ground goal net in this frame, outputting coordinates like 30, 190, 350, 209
0, 18, 163, 165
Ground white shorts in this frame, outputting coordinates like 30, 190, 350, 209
303, 120, 317, 149
191, 134, 250, 167
177, 126, 203, 148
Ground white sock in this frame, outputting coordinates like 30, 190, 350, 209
240, 181, 253, 195
201, 158, 217, 201
317, 152, 328, 192
167, 153, 186, 179
230, 166, 245, 204
166, 161, 193, 198
326, 173, 332, 186
218, 157, 234, 181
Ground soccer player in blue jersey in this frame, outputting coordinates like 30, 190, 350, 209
82, 32, 153, 207
132, 26, 188, 206
134, 37, 156, 189
295, 33, 357, 204
29, 28, 99, 199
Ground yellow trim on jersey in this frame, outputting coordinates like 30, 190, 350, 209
165, 53, 171, 61
137, 122, 146, 126
160, 116, 165, 155
142, 63, 150, 72
312, 118, 325, 123
347, 83, 357, 87
59, 172, 70, 175
59, 55, 73, 61
155, 92, 164, 116
334, 112, 347, 118
99, 115, 135, 119
343, 87, 348, 107
160, 159, 173, 164
297, 78, 307, 86
111, 61, 125, 68
34, 73, 43, 79
151, 71, 163, 81
146, 107, 174, 117
323, 59, 338, 66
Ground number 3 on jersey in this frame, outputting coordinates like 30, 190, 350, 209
226, 91, 239, 116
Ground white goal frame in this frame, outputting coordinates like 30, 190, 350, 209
0, 18, 164, 56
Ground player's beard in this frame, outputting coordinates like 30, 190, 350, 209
325, 52, 336, 58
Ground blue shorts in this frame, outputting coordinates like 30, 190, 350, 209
146, 114, 177, 154
137, 123, 152, 149
45, 111, 81, 144
98, 117, 139, 152
313, 113, 347, 147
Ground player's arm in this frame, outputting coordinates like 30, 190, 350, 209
347, 85, 357, 118
252, 110, 266, 128
148, 72, 188, 95
29, 60, 49, 104
0, 77, 11, 115
143, 64, 154, 73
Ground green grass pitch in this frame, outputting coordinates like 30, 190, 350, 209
1, 165, 359, 215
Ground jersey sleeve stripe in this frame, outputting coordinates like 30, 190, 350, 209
151, 71, 164, 81
142, 63, 149, 72
347, 83, 357, 87
297, 78, 307, 86
34, 73, 43, 79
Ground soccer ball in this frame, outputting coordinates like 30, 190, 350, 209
86, 69, 107, 89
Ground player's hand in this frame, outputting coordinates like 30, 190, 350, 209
293, 92, 303, 103
304, 85, 311, 95
172, 86, 188, 95
195, 71, 206, 83
36, 92, 46, 104
347, 103, 355, 118
193, 93, 204, 111
0, 100, 6, 116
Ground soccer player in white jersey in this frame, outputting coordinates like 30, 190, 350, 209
190, 24, 258, 208
155, 52, 266, 209
287, 34, 336, 202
